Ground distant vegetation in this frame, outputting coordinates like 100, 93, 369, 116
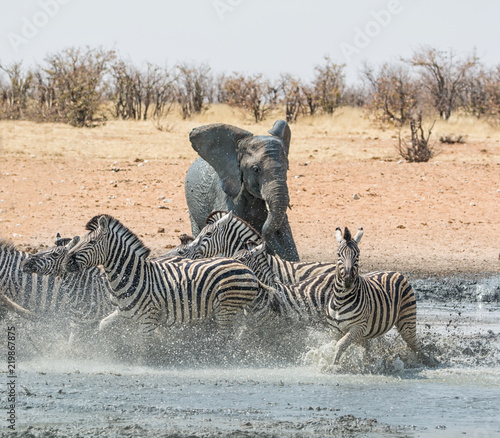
1, 45, 498, 162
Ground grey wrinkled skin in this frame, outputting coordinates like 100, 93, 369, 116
185, 120, 299, 261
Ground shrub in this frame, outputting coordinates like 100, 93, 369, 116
397, 113, 438, 162
41, 47, 115, 127
223, 73, 276, 122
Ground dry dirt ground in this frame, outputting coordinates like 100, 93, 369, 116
1, 107, 499, 277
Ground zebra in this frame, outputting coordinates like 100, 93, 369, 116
326, 226, 419, 364
63, 214, 260, 336
234, 242, 337, 324
20, 234, 116, 342
162, 233, 195, 258
170, 210, 335, 284
0, 238, 69, 322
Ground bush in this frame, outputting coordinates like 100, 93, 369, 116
175, 63, 212, 119
363, 62, 418, 125
0, 61, 33, 120
397, 113, 438, 162
40, 47, 115, 127
223, 73, 276, 122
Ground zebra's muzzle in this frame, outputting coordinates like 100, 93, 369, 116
20, 258, 36, 274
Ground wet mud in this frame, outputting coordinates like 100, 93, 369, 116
1, 276, 499, 437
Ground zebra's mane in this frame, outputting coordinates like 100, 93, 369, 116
85, 215, 151, 258
206, 210, 263, 240
343, 227, 352, 242
0, 238, 18, 253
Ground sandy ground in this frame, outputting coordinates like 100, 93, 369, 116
0, 109, 499, 277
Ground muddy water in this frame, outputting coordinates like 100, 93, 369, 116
2, 277, 500, 437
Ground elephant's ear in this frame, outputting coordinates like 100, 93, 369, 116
189, 123, 253, 199
268, 120, 291, 157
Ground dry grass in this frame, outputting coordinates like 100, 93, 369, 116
1, 105, 499, 164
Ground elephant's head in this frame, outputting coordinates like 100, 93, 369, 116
189, 120, 293, 258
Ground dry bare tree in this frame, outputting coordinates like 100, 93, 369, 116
461, 65, 500, 121
362, 62, 419, 125
111, 60, 175, 121
175, 63, 212, 119
279, 74, 304, 123
41, 46, 115, 127
111, 59, 142, 120
213, 72, 229, 104
408, 47, 478, 120
0, 61, 33, 119
223, 73, 276, 122
311, 56, 345, 114
397, 112, 438, 162
301, 83, 319, 116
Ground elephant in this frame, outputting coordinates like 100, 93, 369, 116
184, 119, 300, 261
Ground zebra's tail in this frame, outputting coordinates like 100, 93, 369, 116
1, 294, 34, 319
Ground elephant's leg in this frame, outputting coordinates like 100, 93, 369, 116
185, 158, 230, 236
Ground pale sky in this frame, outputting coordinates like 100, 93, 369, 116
1, 0, 499, 84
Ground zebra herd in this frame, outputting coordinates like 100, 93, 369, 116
0, 210, 423, 365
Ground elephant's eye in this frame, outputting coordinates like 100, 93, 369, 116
251, 165, 260, 174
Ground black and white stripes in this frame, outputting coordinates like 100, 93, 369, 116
327, 227, 419, 363
64, 214, 260, 334
1, 237, 113, 340
175, 210, 335, 284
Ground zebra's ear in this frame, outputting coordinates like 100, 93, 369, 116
335, 227, 343, 243
255, 242, 267, 255
221, 212, 233, 224
243, 240, 259, 251
353, 227, 364, 244
67, 236, 80, 250
98, 215, 110, 234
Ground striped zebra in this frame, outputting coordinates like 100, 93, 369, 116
0, 236, 113, 341
326, 226, 419, 364
21, 234, 115, 341
171, 210, 335, 284
63, 214, 260, 336
234, 242, 336, 323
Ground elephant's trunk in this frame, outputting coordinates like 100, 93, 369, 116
261, 181, 289, 241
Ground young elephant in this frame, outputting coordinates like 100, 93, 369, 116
185, 120, 299, 261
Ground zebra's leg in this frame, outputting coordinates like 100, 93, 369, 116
395, 316, 419, 353
99, 309, 122, 333
396, 317, 439, 366
333, 326, 365, 365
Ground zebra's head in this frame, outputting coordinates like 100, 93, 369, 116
335, 226, 363, 289
21, 234, 80, 276
64, 215, 112, 272
163, 234, 195, 258
64, 214, 151, 273
234, 242, 277, 286
191, 211, 264, 259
